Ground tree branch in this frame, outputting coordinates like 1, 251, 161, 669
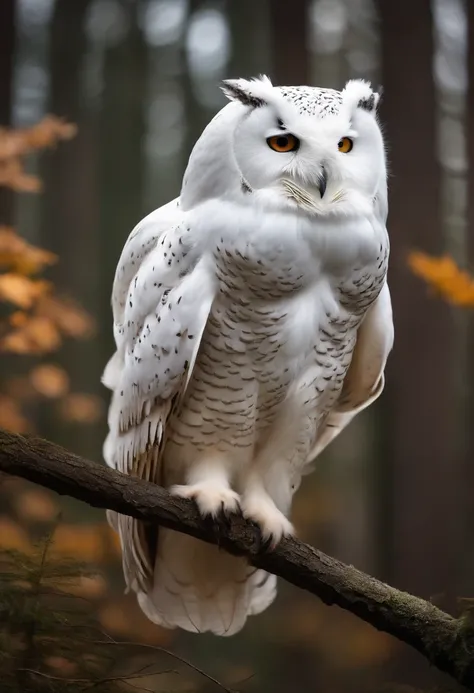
0, 429, 473, 688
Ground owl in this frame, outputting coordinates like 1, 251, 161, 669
102, 75, 394, 637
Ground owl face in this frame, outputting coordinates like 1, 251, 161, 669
223, 77, 386, 218
180, 76, 387, 220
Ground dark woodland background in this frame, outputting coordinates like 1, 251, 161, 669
1, 0, 474, 691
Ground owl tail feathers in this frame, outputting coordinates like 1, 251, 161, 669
135, 529, 277, 637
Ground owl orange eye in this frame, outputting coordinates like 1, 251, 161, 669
267, 134, 300, 152
338, 137, 353, 153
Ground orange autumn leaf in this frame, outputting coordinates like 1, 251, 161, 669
1, 329, 31, 353
38, 294, 95, 338
24, 115, 77, 150
30, 363, 69, 398
0, 395, 30, 432
65, 574, 108, 599
14, 488, 59, 522
0, 517, 33, 552
98, 602, 132, 636
28, 316, 62, 351
0, 273, 51, 308
0, 117, 97, 436
50, 524, 116, 562
9, 310, 28, 327
59, 392, 103, 424
0, 116, 76, 191
408, 251, 474, 306
0, 158, 42, 192
0, 226, 57, 274
0, 116, 77, 160
2, 315, 62, 353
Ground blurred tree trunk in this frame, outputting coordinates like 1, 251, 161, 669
468, 3, 474, 226
98, 3, 149, 392
182, 0, 211, 161
228, 0, 271, 79
466, 0, 474, 586
379, 0, 461, 599
0, 0, 16, 224
269, 0, 310, 85
40, 0, 99, 457
42, 0, 95, 284
42, 0, 95, 340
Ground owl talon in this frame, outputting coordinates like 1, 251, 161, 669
200, 512, 224, 547
215, 507, 235, 546
171, 482, 240, 518
241, 492, 294, 549
257, 534, 275, 554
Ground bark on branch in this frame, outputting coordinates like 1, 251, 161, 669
0, 428, 473, 688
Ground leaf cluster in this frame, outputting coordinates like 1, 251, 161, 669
0, 118, 100, 434
408, 251, 474, 307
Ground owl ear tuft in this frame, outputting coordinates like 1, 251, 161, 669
221, 75, 273, 108
358, 93, 377, 112
360, 85, 383, 112
343, 79, 380, 114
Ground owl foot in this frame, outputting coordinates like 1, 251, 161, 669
171, 482, 240, 518
241, 493, 294, 551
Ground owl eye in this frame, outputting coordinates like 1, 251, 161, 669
267, 134, 300, 153
338, 137, 353, 153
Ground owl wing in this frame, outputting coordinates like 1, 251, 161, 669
308, 281, 394, 461
102, 199, 216, 591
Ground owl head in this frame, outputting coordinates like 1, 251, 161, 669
181, 75, 386, 220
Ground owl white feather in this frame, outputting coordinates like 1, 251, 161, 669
103, 75, 394, 636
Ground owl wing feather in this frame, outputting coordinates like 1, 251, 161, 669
102, 200, 216, 591
309, 280, 394, 461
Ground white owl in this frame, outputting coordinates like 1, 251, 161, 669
102, 75, 394, 637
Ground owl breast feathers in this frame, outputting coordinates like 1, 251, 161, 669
103, 75, 394, 636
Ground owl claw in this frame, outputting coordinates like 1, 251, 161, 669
241, 493, 294, 550
170, 482, 240, 519
200, 511, 226, 547
257, 535, 275, 554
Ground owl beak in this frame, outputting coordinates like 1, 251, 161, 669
317, 167, 328, 199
